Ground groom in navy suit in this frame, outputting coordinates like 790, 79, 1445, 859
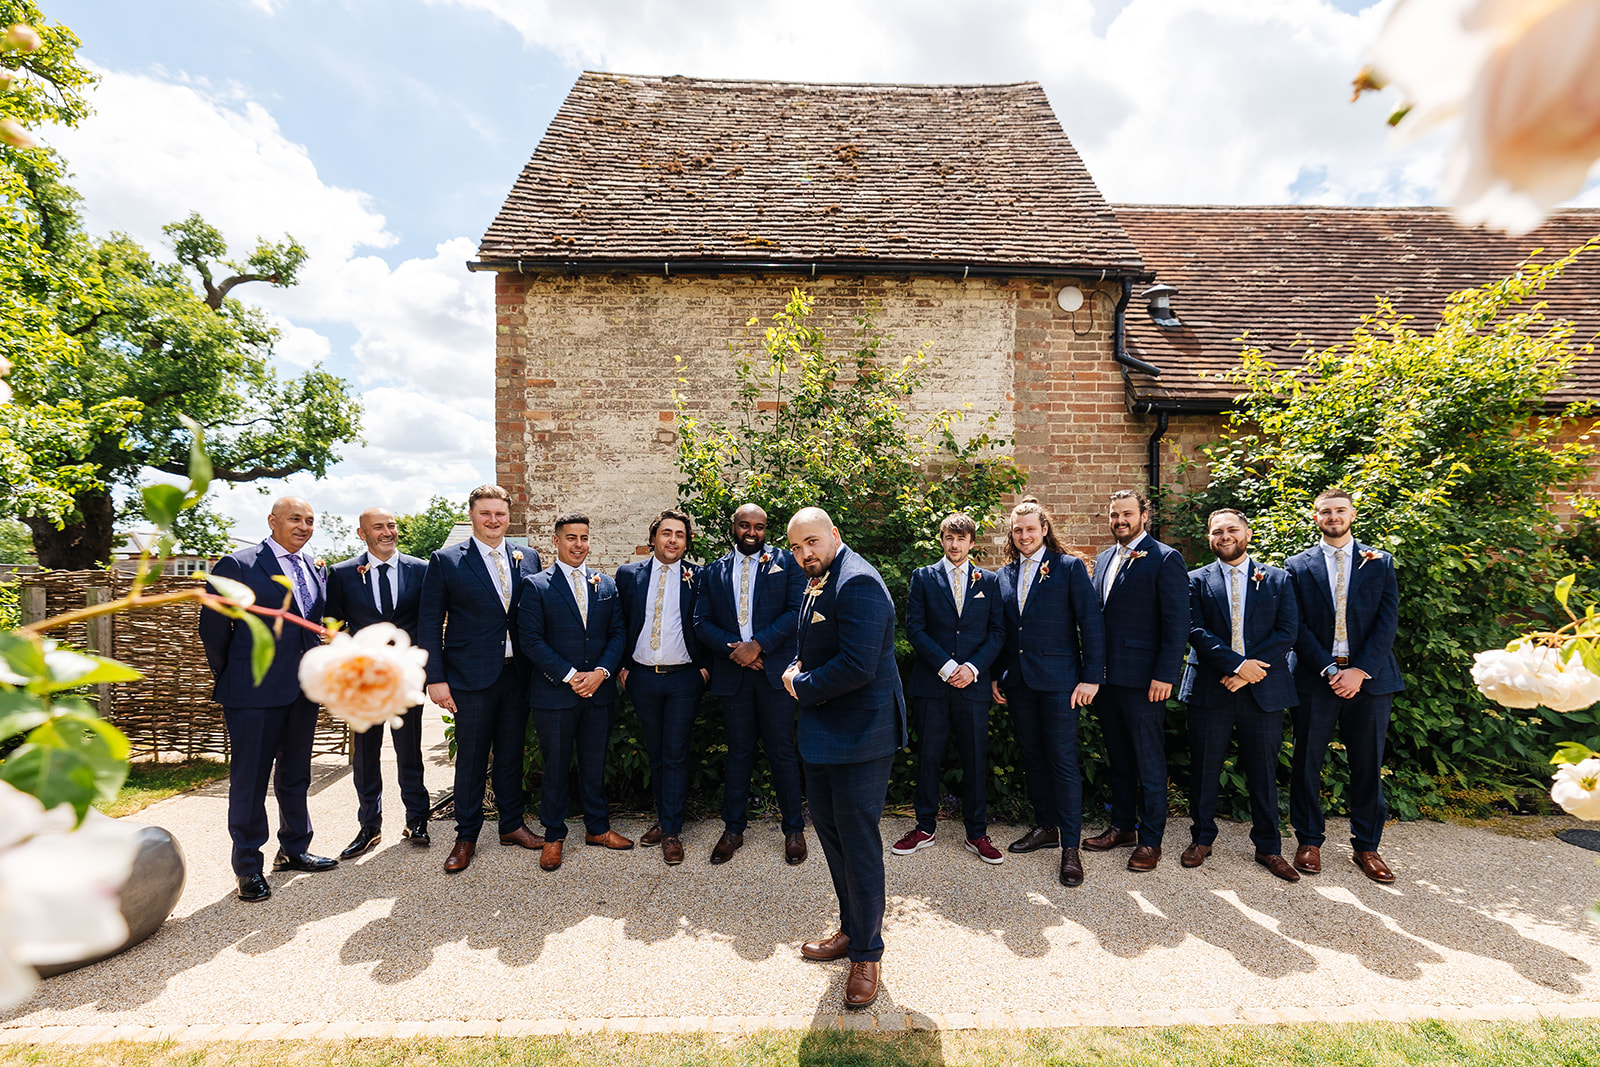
418, 485, 541, 874
324, 506, 432, 859
199, 495, 337, 902
1179, 508, 1301, 882
1285, 489, 1403, 883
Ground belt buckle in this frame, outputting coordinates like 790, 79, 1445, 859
1334, 656, 1349, 666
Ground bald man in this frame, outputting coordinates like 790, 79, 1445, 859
200, 496, 339, 903
782, 508, 906, 1011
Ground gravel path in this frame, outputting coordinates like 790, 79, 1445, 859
5, 712, 1600, 1034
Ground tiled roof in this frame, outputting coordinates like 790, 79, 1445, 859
1117, 206, 1600, 410
477, 72, 1144, 274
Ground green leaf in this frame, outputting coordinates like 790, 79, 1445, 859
141, 483, 187, 532
0, 633, 47, 685
0, 690, 48, 741
40, 648, 143, 692
0, 744, 99, 824
1557, 573, 1576, 612
1552, 741, 1597, 765
206, 572, 257, 607
242, 612, 276, 686
179, 414, 212, 498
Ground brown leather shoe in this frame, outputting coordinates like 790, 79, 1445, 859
1256, 853, 1302, 882
639, 823, 664, 847
443, 840, 474, 873
1008, 825, 1060, 853
1058, 847, 1084, 887
1353, 850, 1396, 883
1083, 826, 1137, 852
1127, 845, 1161, 872
499, 825, 545, 850
1294, 844, 1322, 874
661, 835, 684, 865
844, 961, 879, 1009
800, 930, 851, 961
710, 830, 744, 865
784, 831, 808, 865
1180, 843, 1211, 868
539, 839, 563, 871
584, 829, 634, 850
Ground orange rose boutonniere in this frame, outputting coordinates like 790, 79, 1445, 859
1359, 549, 1383, 569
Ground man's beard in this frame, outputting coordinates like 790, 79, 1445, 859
735, 537, 763, 556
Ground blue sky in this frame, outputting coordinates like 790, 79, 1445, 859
32, 0, 1539, 551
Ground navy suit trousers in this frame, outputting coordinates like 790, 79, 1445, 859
911, 694, 989, 838
629, 667, 703, 836
720, 669, 805, 834
533, 698, 614, 840
1291, 687, 1393, 852
352, 702, 430, 828
224, 695, 318, 876
451, 661, 530, 841
805, 754, 894, 963
1188, 690, 1285, 855
1005, 684, 1083, 847
1096, 683, 1169, 847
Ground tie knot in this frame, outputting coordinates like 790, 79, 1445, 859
378, 561, 390, 573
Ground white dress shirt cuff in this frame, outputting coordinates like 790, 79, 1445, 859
561, 667, 576, 683
938, 659, 959, 681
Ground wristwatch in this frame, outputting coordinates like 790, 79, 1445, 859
1321, 663, 1339, 679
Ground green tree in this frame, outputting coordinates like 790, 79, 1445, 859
0, 519, 36, 565
1171, 240, 1600, 816
397, 495, 464, 559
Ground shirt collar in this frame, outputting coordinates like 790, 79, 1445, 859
944, 557, 967, 578
554, 557, 586, 580
1223, 555, 1251, 577
1321, 539, 1352, 558
653, 556, 681, 575
471, 536, 507, 560
1023, 546, 1047, 565
266, 537, 304, 562
1116, 532, 1148, 556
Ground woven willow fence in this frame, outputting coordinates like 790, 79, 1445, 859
17, 571, 350, 761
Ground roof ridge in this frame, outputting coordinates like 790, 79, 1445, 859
1112, 203, 1600, 215
578, 70, 1042, 91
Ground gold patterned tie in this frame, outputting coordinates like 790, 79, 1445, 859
738, 554, 753, 628
650, 562, 667, 652
1102, 545, 1129, 605
492, 548, 510, 611
1230, 566, 1245, 655
1018, 558, 1036, 614
1334, 548, 1349, 648
950, 563, 964, 615
571, 566, 588, 627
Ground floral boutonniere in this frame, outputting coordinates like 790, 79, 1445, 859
1251, 568, 1267, 587
1129, 550, 1149, 563
356, 563, 369, 576
512, 550, 524, 564
313, 557, 326, 571
1039, 560, 1051, 581
759, 552, 772, 566
1359, 549, 1383, 569
804, 574, 830, 598
588, 572, 603, 588
681, 565, 694, 585
970, 567, 981, 587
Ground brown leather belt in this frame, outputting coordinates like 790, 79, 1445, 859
646, 663, 694, 674
1334, 656, 1349, 666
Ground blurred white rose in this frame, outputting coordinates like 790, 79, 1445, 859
1369, 0, 1600, 234
298, 622, 427, 732
1553, 757, 1600, 819
0, 24, 41, 53
0, 118, 34, 149
1471, 643, 1600, 711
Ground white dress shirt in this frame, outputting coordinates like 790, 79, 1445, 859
1321, 539, 1354, 659
1016, 545, 1047, 610
551, 558, 598, 683
266, 537, 319, 616
472, 536, 515, 656
365, 551, 402, 613
632, 557, 693, 667
937, 558, 979, 683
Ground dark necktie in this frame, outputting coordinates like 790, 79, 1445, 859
378, 561, 394, 618
283, 552, 313, 616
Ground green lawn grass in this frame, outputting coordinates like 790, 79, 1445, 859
3, 1020, 1600, 1067
96, 759, 229, 818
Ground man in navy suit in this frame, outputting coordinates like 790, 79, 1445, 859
894, 512, 1006, 864
518, 511, 631, 872
418, 485, 541, 874
1179, 508, 1302, 882
990, 497, 1104, 888
783, 507, 906, 1010
692, 503, 809, 866
199, 496, 337, 902
324, 506, 432, 859
1285, 488, 1403, 883
1082, 491, 1189, 872
616, 509, 710, 867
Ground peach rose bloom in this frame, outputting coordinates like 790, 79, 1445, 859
298, 622, 427, 732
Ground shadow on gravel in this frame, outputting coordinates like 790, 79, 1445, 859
797, 967, 942, 1065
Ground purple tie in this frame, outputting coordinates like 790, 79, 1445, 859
283, 552, 314, 616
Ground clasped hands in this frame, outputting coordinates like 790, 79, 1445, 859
1222, 658, 1271, 691
727, 639, 765, 671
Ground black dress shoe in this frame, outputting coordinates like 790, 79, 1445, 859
237, 873, 271, 902
1008, 825, 1060, 853
272, 851, 339, 873
339, 825, 382, 860
403, 818, 431, 846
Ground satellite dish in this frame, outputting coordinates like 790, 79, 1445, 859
1057, 285, 1084, 313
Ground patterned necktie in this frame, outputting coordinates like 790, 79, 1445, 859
738, 554, 754, 627
1333, 548, 1349, 647
378, 561, 394, 617
571, 566, 588, 627
1230, 565, 1245, 655
1102, 545, 1129, 605
1018, 557, 1036, 614
950, 563, 964, 615
650, 562, 667, 652
492, 547, 511, 610
283, 552, 313, 616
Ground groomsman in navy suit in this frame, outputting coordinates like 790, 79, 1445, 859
893, 512, 1006, 864
199, 496, 337, 902
324, 506, 432, 859
418, 485, 541, 874
783, 508, 906, 1010
692, 503, 809, 866
1179, 508, 1301, 882
1082, 491, 1189, 872
616, 509, 710, 867
518, 511, 631, 872
1285, 488, 1403, 883
990, 497, 1104, 888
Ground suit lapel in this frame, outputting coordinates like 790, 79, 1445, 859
255, 543, 304, 618
1093, 549, 1111, 602
553, 564, 585, 624
679, 563, 696, 634
1344, 541, 1366, 602
461, 542, 503, 612
935, 563, 960, 615
1206, 561, 1232, 632
1305, 546, 1335, 612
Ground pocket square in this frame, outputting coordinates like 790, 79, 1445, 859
973, 591, 985, 598
768, 563, 783, 574
811, 611, 826, 623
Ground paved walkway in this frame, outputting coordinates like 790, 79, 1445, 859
5, 714, 1600, 1042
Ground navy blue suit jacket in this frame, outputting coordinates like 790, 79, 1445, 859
417, 540, 540, 692
1285, 541, 1403, 695
199, 540, 326, 708
1094, 534, 1190, 688
517, 565, 625, 708
324, 551, 428, 644
693, 545, 804, 695
791, 544, 908, 764
1180, 558, 1299, 712
904, 561, 1005, 699
614, 557, 708, 672
994, 551, 1106, 693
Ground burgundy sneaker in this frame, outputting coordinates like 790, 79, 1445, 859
890, 827, 935, 855
965, 835, 1004, 865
